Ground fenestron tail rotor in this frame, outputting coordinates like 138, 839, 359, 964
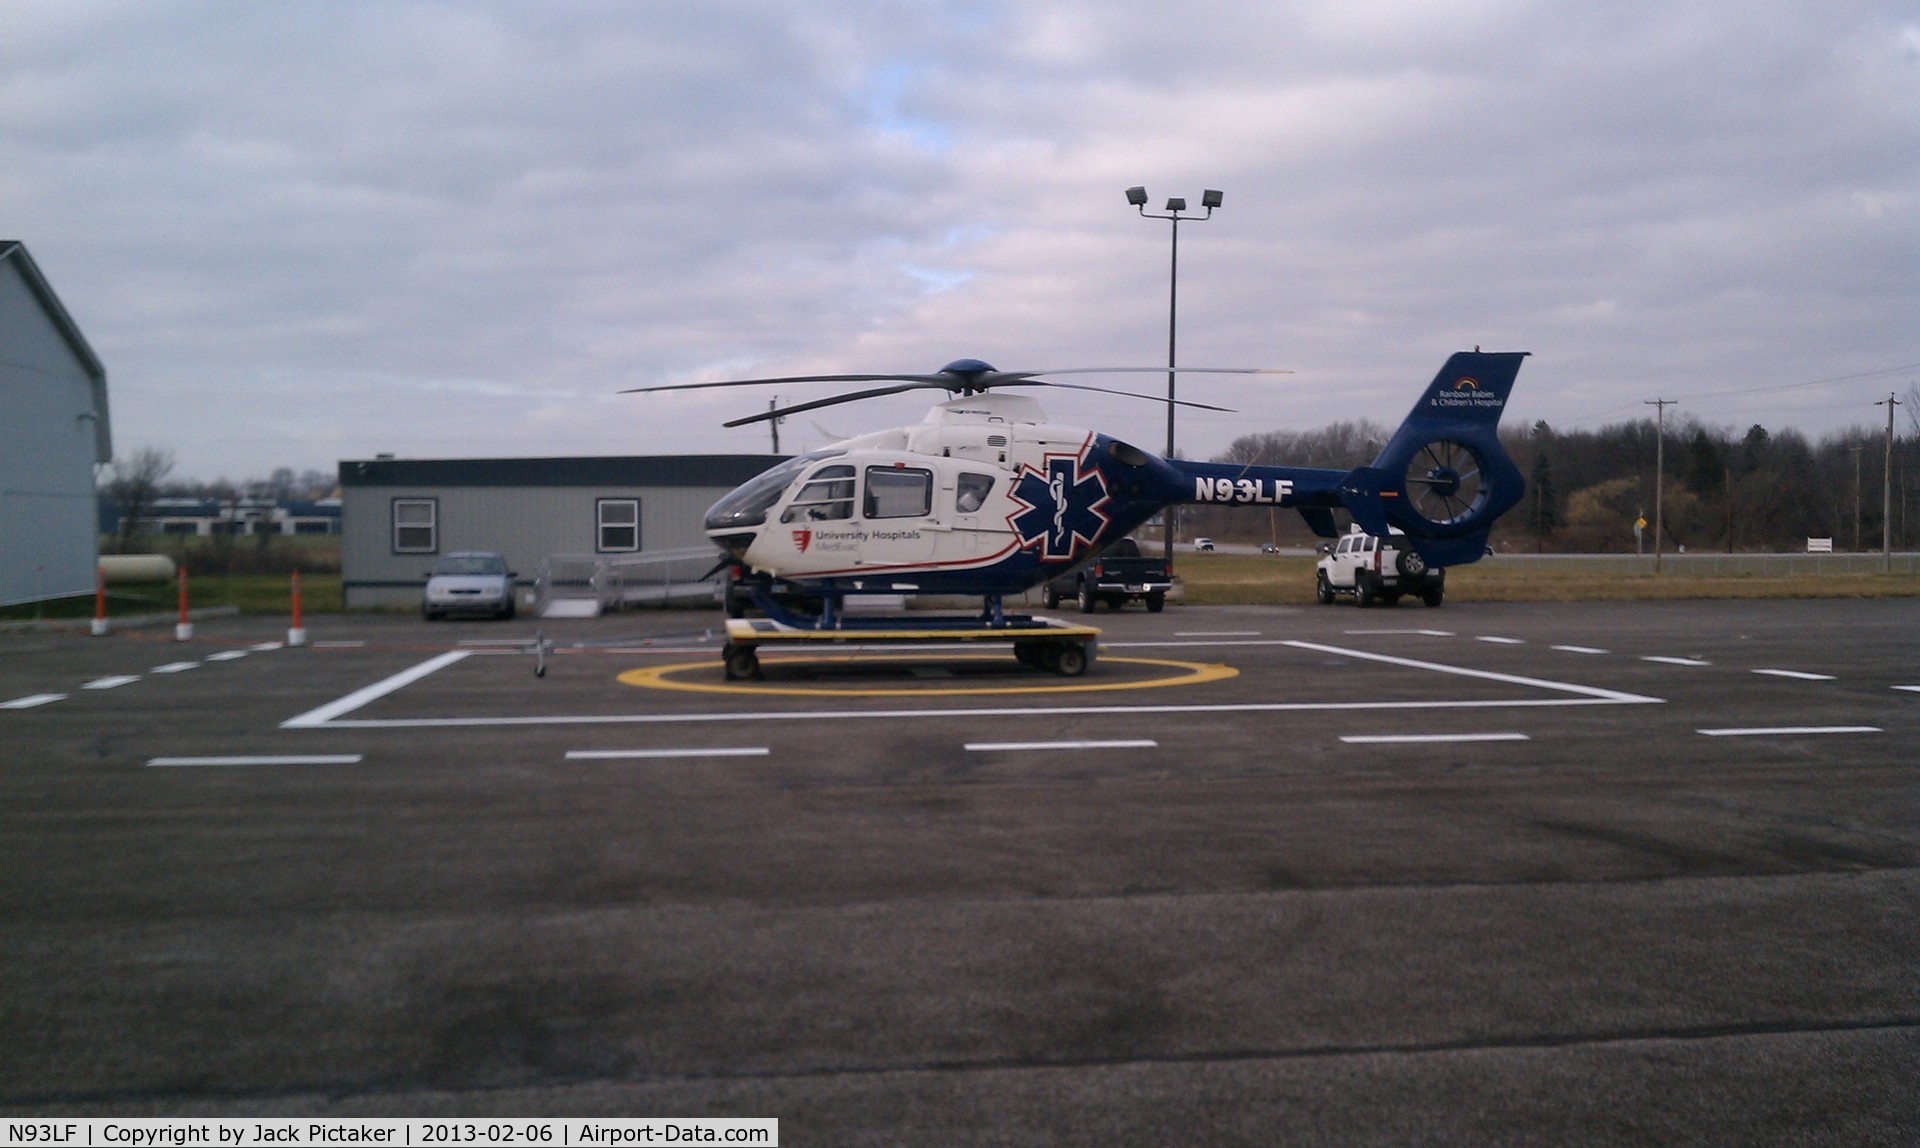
625, 359, 1291, 426
1402, 438, 1491, 528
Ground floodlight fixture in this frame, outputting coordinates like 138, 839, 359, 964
1123, 183, 1226, 569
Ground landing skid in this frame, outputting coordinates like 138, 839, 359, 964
719, 615, 1100, 681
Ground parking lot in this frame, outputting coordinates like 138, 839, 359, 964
3, 598, 1916, 1142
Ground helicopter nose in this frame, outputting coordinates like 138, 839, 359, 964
709, 529, 757, 560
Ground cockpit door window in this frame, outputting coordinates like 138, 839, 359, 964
864, 466, 933, 519
780, 464, 856, 523
955, 472, 994, 514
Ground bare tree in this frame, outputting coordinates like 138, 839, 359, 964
106, 446, 176, 551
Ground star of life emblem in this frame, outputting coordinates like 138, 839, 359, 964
1008, 447, 1112, 561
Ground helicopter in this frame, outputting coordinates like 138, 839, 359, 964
628, 350, 1528, 628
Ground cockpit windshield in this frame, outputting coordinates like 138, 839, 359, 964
704, 450, 846, 531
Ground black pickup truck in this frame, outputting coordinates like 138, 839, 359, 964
1042, 537, 1174, 613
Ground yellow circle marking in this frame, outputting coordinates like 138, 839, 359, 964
618, 654, 1237, 697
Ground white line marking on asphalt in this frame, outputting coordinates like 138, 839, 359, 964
289, 641, 1664, 729
1175, 630, 1262, 637
1643, 656, 1711, 666
1552, 645, 1610, 655
2, 693, 66, 710
458, 639, 533, 647
303, 697, 1660, 730
1339, 732, 1531, 745
966, 739, 1159, 752
314, 641, 366, 648
1115, 639, 1294, 649
150, 662, 199, 673
148, 755, 366, 767
1697, 726, 1881, 738
564, 748, 770, 760
1281, 640, 1661, 704
205, 650, 249, 662
1343, 629, 1453, 636
250, 642, 285, 652
1751, 669, 1837, 681
280, 650, 472, 729
1476, 636, 1526, 645
305, 697, 1663, 730
1896, 686, 1920, 694
82, 675, 141, 690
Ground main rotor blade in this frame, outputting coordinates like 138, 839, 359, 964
1027, 367, 1294, 378
1013, 379, 1236, 412
622, 372, 952, 395
720, 383, 944, 427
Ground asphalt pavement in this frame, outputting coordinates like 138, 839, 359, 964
2, 598, 1916, 1143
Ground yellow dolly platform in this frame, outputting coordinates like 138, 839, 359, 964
721, 616, 1100, 681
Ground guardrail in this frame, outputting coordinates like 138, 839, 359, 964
533, 548, 723, 617
605, 548, 725, 605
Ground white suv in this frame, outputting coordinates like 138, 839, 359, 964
1315, 528, 1444, 608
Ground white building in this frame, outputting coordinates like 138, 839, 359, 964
1, 242, 111, 606
338, 454, 780, 608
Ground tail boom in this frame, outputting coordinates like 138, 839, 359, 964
1172, 352, 1529, 567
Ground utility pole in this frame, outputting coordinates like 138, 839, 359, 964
1646, 399, 1676, 573
1850, 444, 1864, 551
768, 397, 783, 455
1877, 393, 1901, 572
1725, 464, 1734, 554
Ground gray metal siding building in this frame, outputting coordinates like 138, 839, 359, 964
338, 455, 781, 608
1, 242, 111, 606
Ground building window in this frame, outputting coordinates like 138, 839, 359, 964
865, 466, 932, 519
393, 498, 437, 553
597, 498, 640, 552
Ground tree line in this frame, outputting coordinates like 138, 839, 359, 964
1198, 404, 1919, 554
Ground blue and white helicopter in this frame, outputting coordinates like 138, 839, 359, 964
630, 350, 1528, 631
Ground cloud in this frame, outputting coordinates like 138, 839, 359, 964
1, 0, 1913, 479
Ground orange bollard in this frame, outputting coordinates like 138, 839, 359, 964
91, 565, 109, 636
288, 569, 307, 647
174, 565, 194, 641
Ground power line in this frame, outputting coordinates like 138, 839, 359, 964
1556, 361, 1920, 429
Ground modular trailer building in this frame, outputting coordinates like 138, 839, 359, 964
1, 241, 111, 607
338, 454, 782, 609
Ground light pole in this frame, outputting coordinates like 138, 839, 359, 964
1127, 185, 1222, 568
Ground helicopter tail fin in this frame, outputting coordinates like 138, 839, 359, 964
1336, 351, 1529, 566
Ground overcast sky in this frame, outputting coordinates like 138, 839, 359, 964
5, 0, 1916, 482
